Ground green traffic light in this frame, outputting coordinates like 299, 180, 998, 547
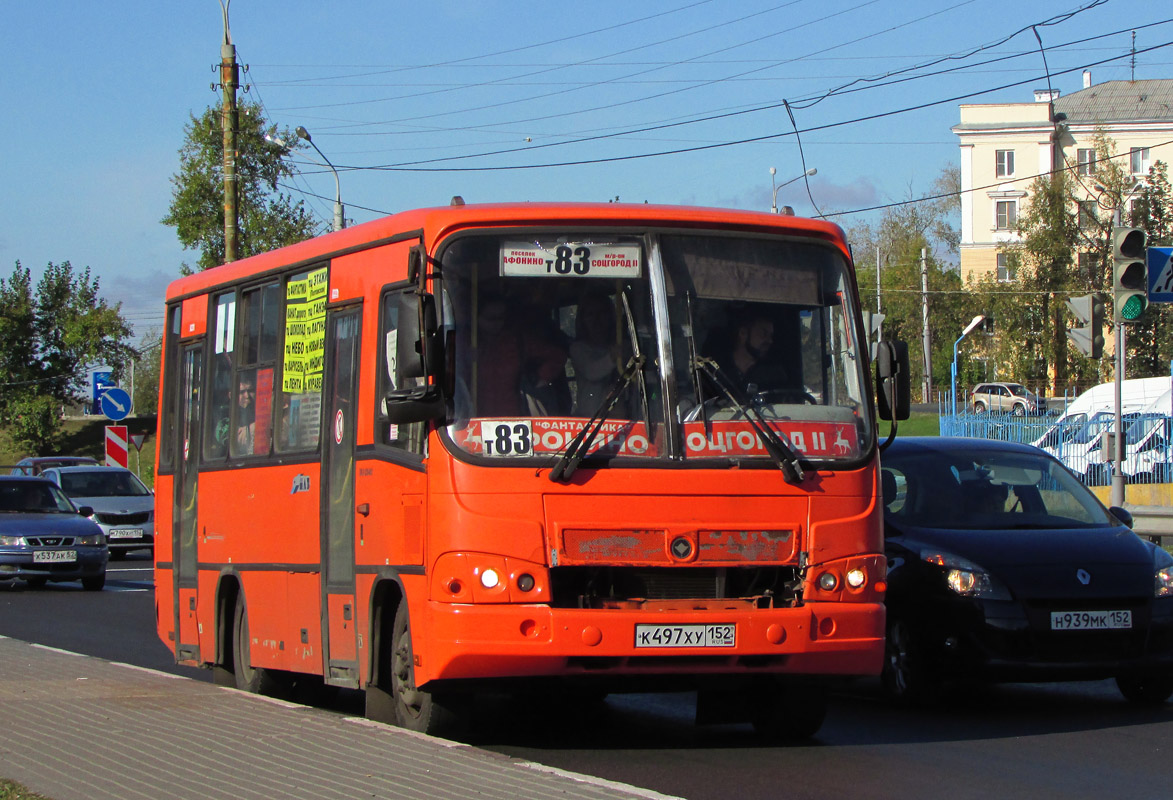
1121, 294, 1147, 321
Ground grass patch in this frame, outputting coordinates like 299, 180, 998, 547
0, 779, 53, 800
877, 411, 939, 439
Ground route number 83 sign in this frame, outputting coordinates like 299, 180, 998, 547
500, 241, 642, 279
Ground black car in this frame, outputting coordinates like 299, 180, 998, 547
880, 437, 1173, 705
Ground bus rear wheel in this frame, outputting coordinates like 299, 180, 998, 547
232, 595, 282, 695
388, 602, 465, 737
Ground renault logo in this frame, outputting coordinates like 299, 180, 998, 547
670, 537, 693, 560
1077, 569, 1091, 585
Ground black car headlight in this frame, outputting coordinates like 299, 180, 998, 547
922, 549, 1011, 600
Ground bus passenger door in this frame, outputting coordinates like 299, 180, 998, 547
173, 343, 202, 664
321, 308, 362, 686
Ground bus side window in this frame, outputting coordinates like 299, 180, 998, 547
379, 289, 425, 454
205, 291, 236, 461
231, 282, 280, 458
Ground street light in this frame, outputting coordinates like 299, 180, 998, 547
296, 126, 345, 232
770, 167, 816, 214
951, 314, 985, 415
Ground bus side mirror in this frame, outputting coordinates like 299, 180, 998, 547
396, 289, 440, 380
876, 340, 911, 421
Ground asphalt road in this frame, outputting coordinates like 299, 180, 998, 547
2, 559, 1172, 800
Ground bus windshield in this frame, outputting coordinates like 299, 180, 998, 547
441, 229, 871, 466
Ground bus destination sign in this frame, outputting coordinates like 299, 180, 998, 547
501, 241, 642, 279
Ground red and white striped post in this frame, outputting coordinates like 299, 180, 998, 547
105, 425, 129, 468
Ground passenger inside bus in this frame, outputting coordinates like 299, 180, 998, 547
235, 373, 256, 454
473, 296, 568, 417
714, 312, 788, 395
570, 291, 621, 414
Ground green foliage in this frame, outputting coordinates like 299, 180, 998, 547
162, 102, 321, 272
131, 329, 162, 417
848, 166, 963, 398
0, 261, 134, 455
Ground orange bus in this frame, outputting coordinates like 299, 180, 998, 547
155, 201, 909, 739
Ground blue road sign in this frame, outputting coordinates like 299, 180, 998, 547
92, 370, 113, 415
99, 387, 132, 421
1147, 247, 1173, 303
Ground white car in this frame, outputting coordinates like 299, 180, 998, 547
41, 466, 154, 559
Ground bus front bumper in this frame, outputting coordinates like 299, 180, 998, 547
421, 601, 884, 683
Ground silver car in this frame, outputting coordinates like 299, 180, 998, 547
41, 466, 154, 559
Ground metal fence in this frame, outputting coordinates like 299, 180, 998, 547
939, 406, 1173, 487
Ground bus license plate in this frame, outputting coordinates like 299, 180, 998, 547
33, 550, 77, 563
634, 624, 736, 648
108, 528, 142, 539
1051, 610, 1132, 630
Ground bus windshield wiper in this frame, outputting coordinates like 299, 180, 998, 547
691, 356, 806, 485
549, 290, 650, 484
548, 353, 645, 483
681, 292, 804, 484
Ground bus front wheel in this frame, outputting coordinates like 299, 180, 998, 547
232, 595, 282, 695
387, 602, 466, 737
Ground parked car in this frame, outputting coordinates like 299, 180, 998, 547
9, 456, 99, 476
40, 466, 154, 559
969, 382, 1046, 416
880, 437, 1173, 705
0, 476, 108, 590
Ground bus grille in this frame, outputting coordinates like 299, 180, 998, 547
549, 566, 800, 609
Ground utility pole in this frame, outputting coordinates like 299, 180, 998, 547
219, 1, 239, 263
921, 247, 932, 403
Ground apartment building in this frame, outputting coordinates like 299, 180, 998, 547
954, 73, 1173, 284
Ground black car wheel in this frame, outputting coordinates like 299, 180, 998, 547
1116, 673, 1173, 706
882, 618, 940, 705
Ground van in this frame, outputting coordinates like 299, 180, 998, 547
1113, 389, 1173, 483
1033, 377, 1170, 480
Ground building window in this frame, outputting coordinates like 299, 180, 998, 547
996, 253, 1016, 282
1077, 148, 1096, 176
1077, 201, 1099, 230
996, 150, 1015, 178
1077, 251, 1096, 282
1131, 147, 1151, 175
995, 200, 1017, 230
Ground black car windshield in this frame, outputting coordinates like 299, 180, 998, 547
881, 447, 1116, 530
0, 481, 77, 513
58, 470, 151, 498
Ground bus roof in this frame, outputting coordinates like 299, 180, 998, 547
163, 202, 850, 302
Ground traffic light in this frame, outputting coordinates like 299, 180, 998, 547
1065, 293, 1104, 359
1112, 226, 1148, 324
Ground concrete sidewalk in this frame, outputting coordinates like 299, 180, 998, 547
0, 636, 677, 800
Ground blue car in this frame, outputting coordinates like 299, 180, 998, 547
881, 437, 1173, 705
0, 476, 108, 590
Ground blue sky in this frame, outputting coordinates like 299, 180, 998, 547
1, 0, 1168, 341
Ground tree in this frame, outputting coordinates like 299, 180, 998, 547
846, 166, 964, 400
162, 101, 321, 272
0, 261, 135, 455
